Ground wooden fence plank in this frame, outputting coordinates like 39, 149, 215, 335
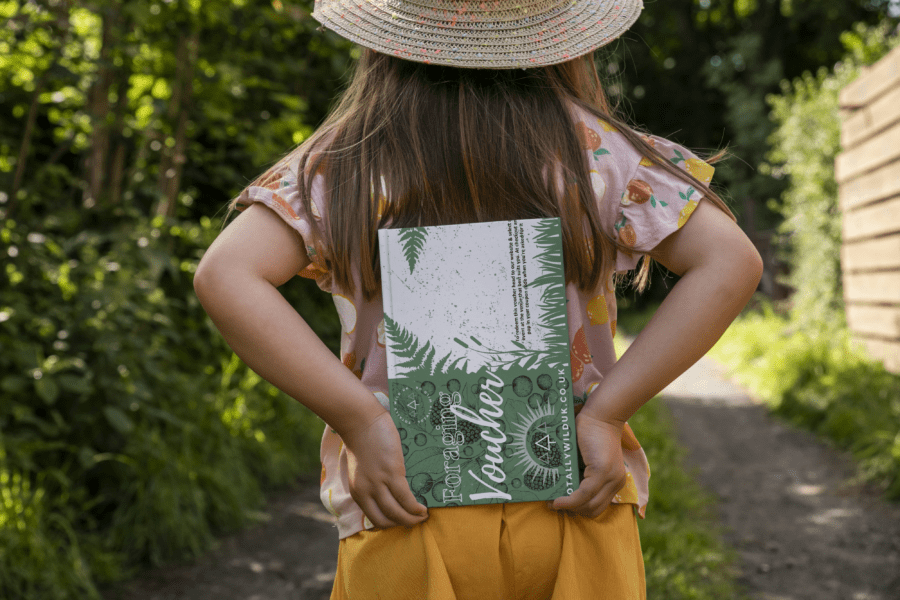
841, 233, 900, 272
840, 85, 900, 150
838, 44, 900, 108
835, 119, 900, 184
841, 195, 900, 242
848, 335, 900, 375
845, 304, 900, 338
843, 271, 900, 303
838, 160, 900, 211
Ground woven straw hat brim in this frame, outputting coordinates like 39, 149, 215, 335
312, 0, 643, 69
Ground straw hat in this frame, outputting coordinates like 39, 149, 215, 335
312, 0, 643, 69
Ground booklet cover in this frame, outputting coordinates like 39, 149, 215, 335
377, 217, 581, 508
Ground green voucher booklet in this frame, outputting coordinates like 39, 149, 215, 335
377, 217, 581, 508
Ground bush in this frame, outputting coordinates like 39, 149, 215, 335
708, 297, 900, 501
0, 205, 335, 598
763, 20, 900, 336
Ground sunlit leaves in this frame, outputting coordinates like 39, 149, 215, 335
734, 0, 758, 18
764, 20, 900, 336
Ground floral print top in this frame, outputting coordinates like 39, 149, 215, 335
233, 100, 714, 540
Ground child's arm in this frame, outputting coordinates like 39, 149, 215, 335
551, 197, 762, 518
580, 197, 764, 427
193, 203, 387, 442
194, 204, 429, 528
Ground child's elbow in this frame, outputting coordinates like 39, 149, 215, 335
744, 247, 765, 287
193, 254, 223, 298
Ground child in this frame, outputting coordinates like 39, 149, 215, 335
193, 0, 764, 596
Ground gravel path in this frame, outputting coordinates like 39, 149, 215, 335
101, 337, 900, 600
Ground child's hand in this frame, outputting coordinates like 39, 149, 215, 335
342, 411, 430, 529
547, 413, 627, 518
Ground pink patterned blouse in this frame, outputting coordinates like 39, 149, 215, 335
234, 100, 714, 540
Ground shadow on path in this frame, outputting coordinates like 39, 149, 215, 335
645, 334, 900, 600
101, 477, 339, 600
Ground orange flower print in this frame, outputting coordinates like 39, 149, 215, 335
621, 422, 642, 451
342, 351, 356, 371
575, 122, 610, 161
622, 179, 662, 207
569, 326, 591, 383
271, 192, 300, 220
261, 173, 283, 191
638, 135, 656, 167
611, 319, 617, 339
614, 210, 637, 248
570, 357, 584, 383
298, 263, 330, 289
576, 122, 601, 150
572, 326, 592, 365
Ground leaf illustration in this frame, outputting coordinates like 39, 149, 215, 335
421, 344, 437, 377
434, 352, 451, 374
383, 314, 466, 376
398, 227, 428, 274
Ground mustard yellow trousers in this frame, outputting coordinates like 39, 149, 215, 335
330, 501, 646, 600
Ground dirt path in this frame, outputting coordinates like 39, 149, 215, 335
101, 338, 900, 600
654, 338, 900, 600
101, 480, 339, 600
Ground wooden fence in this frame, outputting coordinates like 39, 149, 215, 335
836, 44, 900, 375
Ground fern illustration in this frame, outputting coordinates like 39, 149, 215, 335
383, 314, 465, 376
398, 227, 428, 274
451, 334, 567, 373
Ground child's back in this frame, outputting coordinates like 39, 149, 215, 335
195, 3, 763, 597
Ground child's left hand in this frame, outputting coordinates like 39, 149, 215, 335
546, 413, 627, 518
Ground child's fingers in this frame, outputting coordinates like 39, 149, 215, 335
358, 495, 393, 529
550, 478, 604, 512
374, 486, 426, 529
387, 477, 429, 518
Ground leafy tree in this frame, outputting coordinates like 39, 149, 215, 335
765, 20, 900, 336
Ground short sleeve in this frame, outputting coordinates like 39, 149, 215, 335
572, 105, 715, 273
233, 158, 333, 292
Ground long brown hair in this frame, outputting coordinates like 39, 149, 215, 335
226, 48, 734, 301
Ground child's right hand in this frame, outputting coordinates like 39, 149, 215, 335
342, 411, 430, 529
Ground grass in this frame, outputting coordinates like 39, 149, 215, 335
703, 296, 900, 501
611, 331, 751, 600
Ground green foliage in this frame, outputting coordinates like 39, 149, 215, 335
611, 336, 749, 600
0, 207, 333, 598
763, 20, 900, 336
635, 403, 750, 600
708, 297, 900, 501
